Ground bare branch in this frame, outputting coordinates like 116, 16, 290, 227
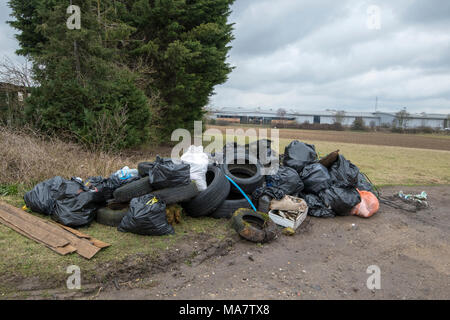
0, 56, 36, 91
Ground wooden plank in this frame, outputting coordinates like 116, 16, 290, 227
0, 202, 76, 240
55, 244, 77, 255
58, 224, 91, 239
56, 223, 111, 249
0, 208, 69, 248
75, 240, 101, 259
0, 216, 71, 256
89, 238, 110, 249
0, 201, 110, 259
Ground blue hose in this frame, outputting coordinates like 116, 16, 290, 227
225, 175, 257, 212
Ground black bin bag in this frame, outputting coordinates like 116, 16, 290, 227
253, 166, 304, 201
267, 166, 304, 196
52, 191, 98, 227
283, 141, 317, 173
357, 172, 374, 192
304, 194, 335, 218
148, 156, 190, 190
301, 163, 331, 194
328, 155, 360, 188
24, 176, 97, 215
319, 186, 361, 216
24, 176, 66, 215
118, 194, 174, 236
86, 174, 139, 202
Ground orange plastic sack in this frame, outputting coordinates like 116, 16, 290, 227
351, 190, 379, 218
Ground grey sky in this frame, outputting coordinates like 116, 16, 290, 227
1, 0, 449, 113
211, 0, 450, 114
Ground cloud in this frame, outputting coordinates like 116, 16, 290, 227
211, 0, 450, 113
0, 0, 448, 113
0, 0, 24, 64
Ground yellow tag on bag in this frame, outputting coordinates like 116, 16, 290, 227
146, 197, 158, 206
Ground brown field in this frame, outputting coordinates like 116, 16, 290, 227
207, 125, 450, 151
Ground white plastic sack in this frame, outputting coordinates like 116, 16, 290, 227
181, 145, 209, 191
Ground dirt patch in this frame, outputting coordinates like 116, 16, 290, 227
208, 125, 450, 151
93, 185, 450, 300
1, 232, 234, 299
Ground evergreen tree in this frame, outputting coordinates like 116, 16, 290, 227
122, 0, 235, 142
8, 0, 235, 146
8, 0, 150, 150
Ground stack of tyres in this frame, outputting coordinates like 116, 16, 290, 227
210, 153, 264, 219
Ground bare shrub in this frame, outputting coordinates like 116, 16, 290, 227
0, 126, 144, 187
0, 57, 35, 89
0, 57, 35, 127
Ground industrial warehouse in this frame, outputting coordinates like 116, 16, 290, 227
207, 107, 449, 129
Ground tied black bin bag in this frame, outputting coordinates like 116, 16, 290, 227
283, 140, 317, 173
118, 194, 174, 236
319, 186, 361, 216
304, 194, 335, 218
253, 166, 304, 201
51, 177, 103, 227
301, 163, 331, 194
24, 176, 67, 215
328, 155, 360, 188
148, 156, 190, 190
267, 166, 304, 196
52, 191, 99, 227
24, 176, 101, 228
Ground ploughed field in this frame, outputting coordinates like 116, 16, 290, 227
207, 125, 450, 151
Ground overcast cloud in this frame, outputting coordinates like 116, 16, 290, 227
211, 0, 450, 114
1, 0, 449, 113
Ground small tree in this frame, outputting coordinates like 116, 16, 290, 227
277, 108, 287, 128
333, 110, 346, 125
351, 117, 366, 131
394, 108, 410, 129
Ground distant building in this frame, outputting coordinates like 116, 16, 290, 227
207, 107, 449, 129
0, 82, 31, 124
0, 82, 30, 108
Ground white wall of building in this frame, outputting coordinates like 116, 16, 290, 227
209, 110, 448, 129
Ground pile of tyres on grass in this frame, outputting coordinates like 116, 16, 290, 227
24, 140, 380, 241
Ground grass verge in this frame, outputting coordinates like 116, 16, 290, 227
207, 134, 450, 186
0, 193, 230, 295
1, 127, 450, 295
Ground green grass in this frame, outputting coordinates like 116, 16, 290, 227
0, 193, 229, 294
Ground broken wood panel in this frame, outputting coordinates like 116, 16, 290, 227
0, 201, 110, 259
0, 216, 76, 256
0, 208, 69, 248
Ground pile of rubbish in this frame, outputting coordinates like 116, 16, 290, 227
22, 140, 380, 242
